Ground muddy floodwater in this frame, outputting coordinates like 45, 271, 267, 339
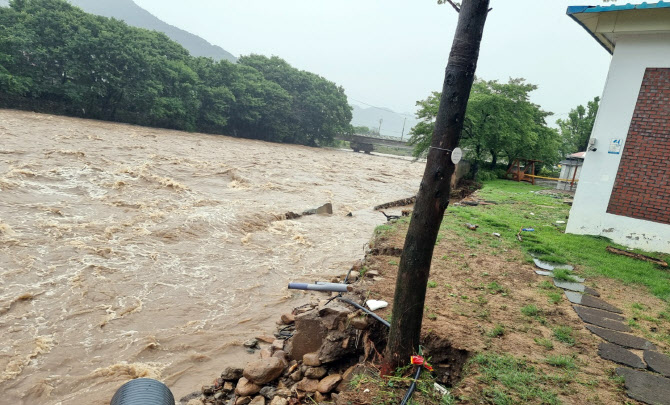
0, 110, 424, 404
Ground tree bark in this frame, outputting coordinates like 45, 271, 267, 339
381, 0, 490, 374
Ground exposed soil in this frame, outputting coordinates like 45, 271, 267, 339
336, 207, 669, 404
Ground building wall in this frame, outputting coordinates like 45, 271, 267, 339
566, 33, 670, 254
606, 68, 670, 225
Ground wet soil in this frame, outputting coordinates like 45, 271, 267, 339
341, 213, 669, 404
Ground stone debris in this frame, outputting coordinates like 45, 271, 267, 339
244, 339, 259, 349
304, 367, 327, 379
598, 343, 645, 369
564, 291, 623, 313
199, 285, 384, 404
317, 374, 342, 393
644, 350, 670, 378
249, 396, 265, 405
296, 377, 319, 393
553, 280, 600, 297
235, 377, 262, 397
256, 335, 276, 344
221, 367, 244, 381
586, 325, 657, 351
280, 313, 295, 325
616, 368, 670, 405
244, 358, 285, 385
302, 353, 321, 367
302, 203, 333, 216
369, 247, 403, 256
374, 196, 416, 210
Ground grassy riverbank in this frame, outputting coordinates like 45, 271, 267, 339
351, 179, 670, 404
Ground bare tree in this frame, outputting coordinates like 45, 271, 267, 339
381, 0, 491, 373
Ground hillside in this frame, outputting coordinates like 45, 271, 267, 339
0, 0, 237, 62
351, 104, 418, 139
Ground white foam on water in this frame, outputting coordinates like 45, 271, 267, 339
0, 109, 424, 404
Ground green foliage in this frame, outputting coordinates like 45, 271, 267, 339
487, 281, 508, 295
547, 292, 563, 305
553, 268, 579, 282
486, 324, 506, 337
408, 79, 561, 175
470, 353, 560, 405
545, 355, 577, 369
447, 180, 670, 302
475, 167, 507, 182
352, 125, 378, 135
0, 0, 352, 146
427, 280, 438, 288
374, 224, 394, 236
557, 97, 600, 154
553, 326, 575, 346
534, 337, 554, 350
521, 304, 540, 317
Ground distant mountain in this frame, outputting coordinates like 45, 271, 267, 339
0, 0, 237, 62
351, 104, 418, 140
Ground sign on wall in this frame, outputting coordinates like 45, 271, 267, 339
608, 138, 623, 154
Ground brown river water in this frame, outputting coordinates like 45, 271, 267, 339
0, 110, 424, 404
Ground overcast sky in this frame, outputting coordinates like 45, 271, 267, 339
134, 0, 612, 124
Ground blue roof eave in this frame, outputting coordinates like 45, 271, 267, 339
568, 1, 670, 14
567, 2, 670, 55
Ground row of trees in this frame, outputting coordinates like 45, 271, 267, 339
407, 77, 599, 176
0, 0, 352, 146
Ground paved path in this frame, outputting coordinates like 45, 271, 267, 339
533, 259, 670, 405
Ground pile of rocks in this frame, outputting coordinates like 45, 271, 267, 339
205, 352, 350, 405
195, 290, 381, 405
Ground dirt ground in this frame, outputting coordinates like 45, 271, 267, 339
337, 210, 670, 404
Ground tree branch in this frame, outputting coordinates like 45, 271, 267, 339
443, 0, 461, 13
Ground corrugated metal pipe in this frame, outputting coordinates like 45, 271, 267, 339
110, 378, 175, 405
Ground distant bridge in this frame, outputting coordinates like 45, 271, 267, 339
335, 134, 413, 153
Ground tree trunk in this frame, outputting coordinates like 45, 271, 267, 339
489, 150, 497, 169
381, 0, 490, 374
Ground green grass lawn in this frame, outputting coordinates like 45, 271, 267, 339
442, 180, 670, 302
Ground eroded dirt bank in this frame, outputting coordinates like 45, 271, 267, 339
0, 110, 425, 404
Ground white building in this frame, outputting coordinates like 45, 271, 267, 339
565, 2, 670, 254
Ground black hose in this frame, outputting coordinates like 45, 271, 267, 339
337, 297, 390, 328
399, 365, 423, 405
111, 378, 175, 405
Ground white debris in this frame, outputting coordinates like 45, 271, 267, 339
365, 300, 388, 311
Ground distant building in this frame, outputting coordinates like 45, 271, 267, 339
565, 2, 670, 253
557, 152, 585, 191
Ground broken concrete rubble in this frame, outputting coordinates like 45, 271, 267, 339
198, 286, 385, 404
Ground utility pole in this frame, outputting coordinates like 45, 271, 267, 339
401, 117, 407, 141
378, 118, 383, 136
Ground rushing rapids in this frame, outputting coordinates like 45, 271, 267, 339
0, 110, 424, 404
